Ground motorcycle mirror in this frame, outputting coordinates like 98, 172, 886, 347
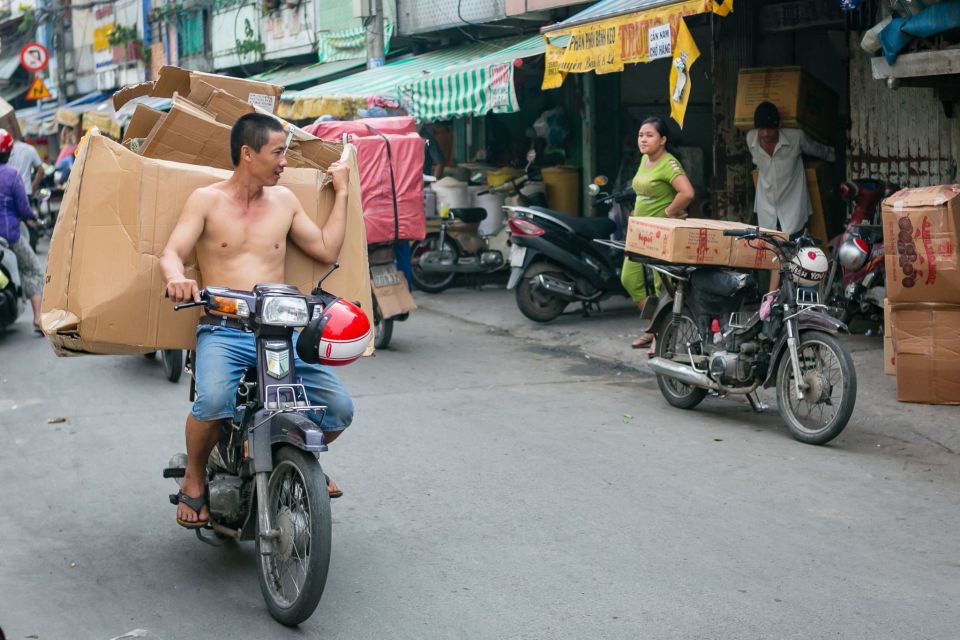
587, 184, 601, 197
593, 175, 609, 187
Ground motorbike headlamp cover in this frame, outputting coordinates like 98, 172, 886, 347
261, 295, 309, 326
789, 247, 829, 286
296, 298, 370, 366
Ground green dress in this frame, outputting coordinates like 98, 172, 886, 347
621, 152, 686, 303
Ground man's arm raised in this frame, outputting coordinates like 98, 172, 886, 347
160, 189, 208, 303
289, 149, 350, 264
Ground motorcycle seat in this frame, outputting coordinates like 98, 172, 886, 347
529, 206, 616, 239
449, 208, 487, 224
690, 268, 757, 298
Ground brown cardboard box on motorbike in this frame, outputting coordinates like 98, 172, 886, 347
625, 217, 786, 270
40, 130, 371, 356
882, 185, 960, 304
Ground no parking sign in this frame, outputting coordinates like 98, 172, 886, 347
20, 42, 50, 73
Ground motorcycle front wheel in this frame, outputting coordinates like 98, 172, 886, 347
775, 330, 857, 445
256, 446, 332, 626
411, 236, 457, 293
654, 309, 708, 410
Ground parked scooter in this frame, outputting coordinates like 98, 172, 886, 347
505, 178, 634, 322
631, 228, 856, 445
823, 179, 898, 325
0, 237, 24, 334
411, 161, 542, 293
164, 265, 370, 626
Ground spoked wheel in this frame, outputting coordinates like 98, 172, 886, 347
256, 446, 331, 626
411, 236, 456, 293
654, 310, 709, 410
373, 297, 393, 349
776, 330, 856, 445
161, 349, 183, 383
515, 262, 569, 323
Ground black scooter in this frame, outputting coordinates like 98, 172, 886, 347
505, 183, 634, 322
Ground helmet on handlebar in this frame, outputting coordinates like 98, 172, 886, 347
296, 298, 371, 366
789, 247, 829, 286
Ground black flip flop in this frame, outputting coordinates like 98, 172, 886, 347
171, 490, 209, 529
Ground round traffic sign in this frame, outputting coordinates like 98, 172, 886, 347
20, 42, 50, 73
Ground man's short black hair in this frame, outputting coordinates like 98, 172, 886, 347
230, 113, 285, 166
0, 152, 10, 165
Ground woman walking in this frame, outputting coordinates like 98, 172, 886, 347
622, 117, 694, 353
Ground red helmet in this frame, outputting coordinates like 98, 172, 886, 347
0, 129, 13, 154
296, 298, 371, 366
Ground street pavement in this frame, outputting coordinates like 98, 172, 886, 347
1, 260, 959, 639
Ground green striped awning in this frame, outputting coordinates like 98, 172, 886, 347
248, 58, 365, 90
278, 35, 546, 122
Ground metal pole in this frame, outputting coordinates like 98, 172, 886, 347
366, 0, 384, 69
54, 0, 67, 104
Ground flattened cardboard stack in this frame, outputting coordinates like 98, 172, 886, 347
625, 217, 786, 270
41, 66, 371, 356
882, 185, 960, 404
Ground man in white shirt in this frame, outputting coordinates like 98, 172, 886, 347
9, 140, 44, 197
746, 101, 835, 238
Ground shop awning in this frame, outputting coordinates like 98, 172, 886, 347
17, 91, 108, 136
278, 35, 546, 123
248, 58, 365, 90
540, 0, 733, 88
397, 36, 547, 123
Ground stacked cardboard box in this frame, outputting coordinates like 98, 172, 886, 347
882, 185, 960, 404
734, 66, 839, 144
625, 217, 787, 270
41, 66, 371, 355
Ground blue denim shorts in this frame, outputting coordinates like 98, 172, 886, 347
191, 324, 354, 432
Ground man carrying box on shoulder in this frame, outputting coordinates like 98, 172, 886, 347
747, 101, 835, 239
160, 113, 354, 529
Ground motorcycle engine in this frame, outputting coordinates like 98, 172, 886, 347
480, 250, 504, 267
208, 475, 245, 521
708, 341, 761, 385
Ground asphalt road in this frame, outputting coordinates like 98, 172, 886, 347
1, 296, 959, 639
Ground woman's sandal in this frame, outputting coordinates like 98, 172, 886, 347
631, 333, 655, 349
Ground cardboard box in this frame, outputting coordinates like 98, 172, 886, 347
41, 131, 371, 355
882, 185, 960, 304
121, 104, 165, 143
140, 98, 234, 171
625, 217, 785, 270
883, 297, 895, 376
189, 80, 256, 126
891, 303, 960, 404
112, 66, 283, 114
734, 66, 838, 143
0, 98, 22, 140
372, 274, 417, 319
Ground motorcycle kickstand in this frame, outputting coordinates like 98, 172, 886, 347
746, 390, 768, 413
194, 527, 225, 547
580, 301, 598, 317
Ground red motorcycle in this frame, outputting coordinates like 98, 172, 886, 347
823, 179, 898, 325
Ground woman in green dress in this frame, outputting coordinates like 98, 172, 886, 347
622, 117, 694, 350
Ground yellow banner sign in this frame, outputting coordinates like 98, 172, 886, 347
543, 0, 732, 89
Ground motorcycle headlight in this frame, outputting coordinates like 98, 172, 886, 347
261, 296, 309, 326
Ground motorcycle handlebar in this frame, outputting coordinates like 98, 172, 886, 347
172, 289, 208, 311
722, 229, 752, 238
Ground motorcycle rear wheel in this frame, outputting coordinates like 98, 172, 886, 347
373, 298, 393, 349
654, 310, 709, 410
776, 330, 856, 445
411, 236, 457, 293
256, 446, 332, 626
515, 262, 569, 323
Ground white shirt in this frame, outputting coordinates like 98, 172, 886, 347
747, 128, 835, 235
8, 142, 42, 196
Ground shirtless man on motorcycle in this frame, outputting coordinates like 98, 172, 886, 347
160, 113, 353, 528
